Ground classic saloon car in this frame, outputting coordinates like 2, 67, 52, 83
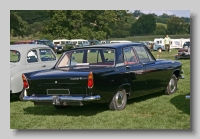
22, 43, 184, 110
10, 44, 58, 100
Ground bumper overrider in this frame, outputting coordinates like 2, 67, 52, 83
179, 70, 185, 79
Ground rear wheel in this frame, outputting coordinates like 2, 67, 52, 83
109, 89, 127, 111
165, 74, 177, 95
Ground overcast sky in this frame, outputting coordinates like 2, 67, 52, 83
129, 10, 190, 18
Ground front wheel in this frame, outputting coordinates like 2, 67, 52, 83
109, 89, 127, 111
165, 74, 177, 95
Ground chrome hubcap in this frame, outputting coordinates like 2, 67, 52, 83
169, 78, 176, 92
115, 91, 124, 108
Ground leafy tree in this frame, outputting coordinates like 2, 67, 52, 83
44, 10, 128, 40
11, 10, 50, 24
154, 23, 167, 35
10, 11, 27, 37
110, 12, 136, 38
131, 14, 156, 35
166, 17, 189, 34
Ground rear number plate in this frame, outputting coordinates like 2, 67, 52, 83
47, 89, 70, 95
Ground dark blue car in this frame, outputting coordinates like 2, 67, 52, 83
22, 43, 184, 111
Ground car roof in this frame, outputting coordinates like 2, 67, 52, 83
68, 42, 144, 50
10, 44, 50, 51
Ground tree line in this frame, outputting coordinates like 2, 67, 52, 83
10, 10, 190, 40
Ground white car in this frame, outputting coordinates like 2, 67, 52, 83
10, 44, 58, 100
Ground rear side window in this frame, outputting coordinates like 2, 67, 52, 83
27, 49, 38, 63
123, 47, 138, 65
57, 48, 115, 68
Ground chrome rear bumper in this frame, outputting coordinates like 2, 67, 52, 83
23, 95, 101, 102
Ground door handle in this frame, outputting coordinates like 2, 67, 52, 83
125, 66, 130, 70
142, 63, 146, 66
42, 65, 46, 67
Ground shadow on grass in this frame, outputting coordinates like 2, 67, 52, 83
127, 91, 164, 105
23, 91, 164, 116
170, 93, 190, 115
10, 94, 20, 102
23, 102, 109, 116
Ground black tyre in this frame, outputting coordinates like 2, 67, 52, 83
165, 74, 177, 95
109, 89, 127, 111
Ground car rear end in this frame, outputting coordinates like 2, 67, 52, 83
22, 69, 100, 106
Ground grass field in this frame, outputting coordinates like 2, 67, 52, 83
10, 49, 190, 129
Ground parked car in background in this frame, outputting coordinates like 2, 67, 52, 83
10, 44, 58, 100
22, 43, 184, 111
183, 41, 190, 48
14, 40, 34, 44
31, 39, 64, 54
69, 39, 90, 47
100, 40, 110, 44
88, 40, 101, 45
53, 39, 70, 47
110, 40, 132, 43
153, 42, 165, 52
175, 42, 190, 59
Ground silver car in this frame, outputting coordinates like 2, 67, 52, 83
10, 44, 58, 100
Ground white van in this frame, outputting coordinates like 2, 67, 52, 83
110, 40, 132, 43
154, 38, 190, 50
69, 39, 90, 46
154, 38, 164, 46
170, 39, 182, 49
53, 39, 70, 46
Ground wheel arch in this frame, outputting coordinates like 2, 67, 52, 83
172, 69, 181, 79
118, 83, 131, 98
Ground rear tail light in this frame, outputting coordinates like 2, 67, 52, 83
22, 74, 29, 89
87, 71, 94, 88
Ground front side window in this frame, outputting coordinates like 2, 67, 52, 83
10, 50, 20, 62
57, 48, 115, 68
39, 49, 56, 61
27, 49, 38, 63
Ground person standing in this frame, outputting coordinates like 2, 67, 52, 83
164, 35, 171, 52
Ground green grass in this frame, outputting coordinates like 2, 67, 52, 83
10, 49, 190, 129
